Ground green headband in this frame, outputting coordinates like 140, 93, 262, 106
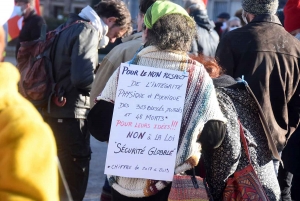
144, 1, 192, 29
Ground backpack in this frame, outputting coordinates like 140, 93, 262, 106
17, 20, 82, 108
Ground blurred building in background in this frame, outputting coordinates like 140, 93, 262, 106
39, 0, 184, 19
39, 0, 286, 22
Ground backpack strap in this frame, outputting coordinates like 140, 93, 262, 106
238, 78, 282, 164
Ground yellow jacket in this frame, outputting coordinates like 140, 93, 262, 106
0, 62, 59, 200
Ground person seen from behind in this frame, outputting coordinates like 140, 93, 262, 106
88, 1, 226, 200
184, 0, 220, 57
42, 0, 132, 200
90, 1, 156, 200
215, 0, 300, 175
192, 55, 281, 200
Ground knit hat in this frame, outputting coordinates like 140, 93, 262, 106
0, 0, 14, 26
242, 0, 279, 15
144, 1, 192, 29
284, 0, 300, 32
217, 12, 230, 20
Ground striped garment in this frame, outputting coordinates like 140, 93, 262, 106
98, 46, 225, 198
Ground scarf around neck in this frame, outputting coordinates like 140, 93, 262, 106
79, 5, 108, 46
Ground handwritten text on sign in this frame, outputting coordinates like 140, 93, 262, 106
104, 63, 189, 181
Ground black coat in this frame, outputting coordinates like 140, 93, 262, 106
43, 14, 98, 119
216, 14, 300, 151
282, 128, 300, 175
190, 9, 219, 57
16, 11, 45, 57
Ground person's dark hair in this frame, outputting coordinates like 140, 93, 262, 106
94, 0, 131, 29
190, 54, 224, 78
139, 0, 157, 14
15, 0, 34, 6
145, 14, 196, 52
217, 12, 230, 20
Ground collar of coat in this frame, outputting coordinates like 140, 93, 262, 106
250, 14, 282, 26
122, 32, 142, 43
23, 10, 37, 22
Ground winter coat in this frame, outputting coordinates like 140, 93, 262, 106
0, 62, 59, 200
215, 14, 300, 151
201, 75, 280, 201
282, 126, 300, 176
16, 10, 45, 57
190, 9, 219, 57
43, 13, 98, 119
90, 32, 143, 107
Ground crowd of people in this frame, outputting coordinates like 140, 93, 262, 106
1, 0, 300, 200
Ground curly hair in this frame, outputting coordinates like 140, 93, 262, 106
190, 54, 224, 78
145, 14, 196, 52
94, 0, 131, 29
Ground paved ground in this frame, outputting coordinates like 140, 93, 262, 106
83, 137, 107, 201
4, 55, 16, 65
5, 55, 107, 201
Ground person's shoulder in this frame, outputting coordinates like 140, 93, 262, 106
30, 13, 45, 23
119, 37, 142, 50
105, 37, 143, 62
219, 26, 250, 44
64, 19, 97, 38
66, 14, 96, 31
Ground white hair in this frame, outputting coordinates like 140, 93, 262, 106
227, 16, 241, 23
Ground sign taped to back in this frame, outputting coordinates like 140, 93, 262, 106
104, 63, 189, 181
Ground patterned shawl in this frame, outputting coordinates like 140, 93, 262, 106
98, 46, 225, 197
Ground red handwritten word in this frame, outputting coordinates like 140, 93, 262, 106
116, 120, 133, 127
154, 124, 171, 130
134, 123, 151, 128
153, 121, 179, 130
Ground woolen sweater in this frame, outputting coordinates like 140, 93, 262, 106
98, 46, 225, 198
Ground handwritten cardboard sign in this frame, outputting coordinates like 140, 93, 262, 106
104, 63, 189, 181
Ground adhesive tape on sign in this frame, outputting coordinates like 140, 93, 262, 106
0, 0, 14, 26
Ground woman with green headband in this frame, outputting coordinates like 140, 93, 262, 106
92, 1, 226, 200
